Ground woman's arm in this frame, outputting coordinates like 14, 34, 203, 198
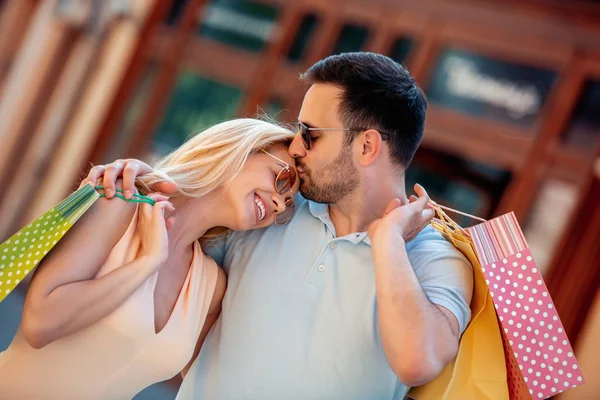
181, 264, 227, 378
22, 187, 172, 349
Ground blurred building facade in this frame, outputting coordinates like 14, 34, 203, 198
0, 0, 599, 398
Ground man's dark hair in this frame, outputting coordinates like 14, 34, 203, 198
299, 52, 427, 168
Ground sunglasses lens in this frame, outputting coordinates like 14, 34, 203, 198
276, 169, 291, 193
275, 202, 295, 225
289, 167, 297, 188
275, 167, 297, 194
298, 123, 310, 150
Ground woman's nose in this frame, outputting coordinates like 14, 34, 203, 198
271, 194, 287, 214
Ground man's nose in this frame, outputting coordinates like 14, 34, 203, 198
289, 133, 306, 158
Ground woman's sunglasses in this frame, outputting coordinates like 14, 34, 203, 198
297, 121, 390, 150
260, 150, 297, 225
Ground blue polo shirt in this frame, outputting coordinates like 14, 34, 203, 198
176, 197, 472, 400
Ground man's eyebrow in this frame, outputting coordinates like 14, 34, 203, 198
298, 120, 316, 129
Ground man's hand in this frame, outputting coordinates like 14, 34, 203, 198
79, 158, 178, 199
368, 184, 435, 245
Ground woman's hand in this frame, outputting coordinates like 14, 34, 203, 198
79, 159, 178, 199
137, 193, 175, 269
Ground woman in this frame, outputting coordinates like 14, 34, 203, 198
0, 118, 299, 399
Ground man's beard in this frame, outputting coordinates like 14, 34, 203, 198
298, 144, 359, 204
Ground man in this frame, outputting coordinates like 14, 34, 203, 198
86, 52, 473, 399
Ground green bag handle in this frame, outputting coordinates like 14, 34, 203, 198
95, 186, 156, 205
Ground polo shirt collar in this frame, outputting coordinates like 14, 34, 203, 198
307, 200, 371, 246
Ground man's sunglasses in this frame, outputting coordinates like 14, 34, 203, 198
297, 121, 390, 150
261, 150, 297, 225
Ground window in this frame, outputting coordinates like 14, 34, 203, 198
165, 0, 190, 26
198, 0, 278, 53
331, 24, 369, 55
560, 80, 600, 152
426, 49, 556, 127
151, 72, 242, 159
286, 14, 319, 63
388, 37, 413, 65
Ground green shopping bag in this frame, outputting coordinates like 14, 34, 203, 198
0, 183, 154, 302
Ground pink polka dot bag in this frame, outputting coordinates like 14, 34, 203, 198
410, 202, 584, 400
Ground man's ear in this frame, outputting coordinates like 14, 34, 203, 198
358, 129, 385, 167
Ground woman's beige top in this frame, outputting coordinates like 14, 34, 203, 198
0, 207, 219, 400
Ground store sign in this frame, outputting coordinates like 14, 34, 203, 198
427, 49, 556, 126
203, 4, 275, 42
445, 57, 541, 119
199, 0, 278, 52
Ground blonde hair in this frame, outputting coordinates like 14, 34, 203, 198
135, 118, 295, 238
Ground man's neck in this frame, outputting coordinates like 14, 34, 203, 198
328, 177, 407, 237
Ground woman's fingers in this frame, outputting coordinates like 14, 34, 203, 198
146, 193, 168, 200
102, 161, 125, 198
143, 194, 175, 223
139, 199, 174, 233
153, 199, 175, 220
122, 164, 141, 199
121, 160, 155, 198
79, 165, 106, 188
145, 193, 171, 203
82, 159, 178, 198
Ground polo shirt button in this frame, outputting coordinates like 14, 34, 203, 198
330, 242, 337, 249
318, 264, 325, 272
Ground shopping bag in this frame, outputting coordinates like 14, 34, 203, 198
0, 183, 154, 302
408, 204, 509, 400
468, 211, 584, 399
410, 203, 584, 400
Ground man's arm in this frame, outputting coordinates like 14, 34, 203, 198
368, 185, 472, 387
373, 237, 470, 387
